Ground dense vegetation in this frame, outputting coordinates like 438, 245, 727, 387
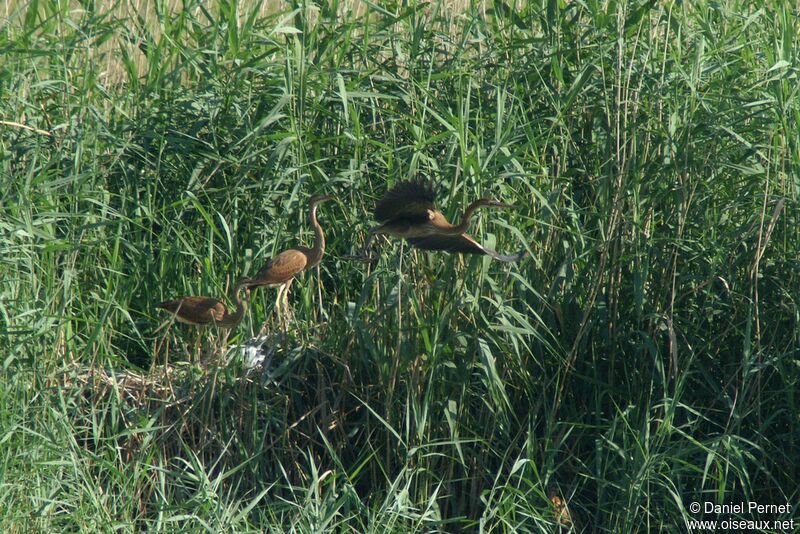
1, 0, 798, 531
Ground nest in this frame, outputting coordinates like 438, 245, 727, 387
51, 336, 295, 461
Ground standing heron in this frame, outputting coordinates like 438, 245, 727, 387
243, 194, 334, 330
357, 179, 526, 262
156, 277, 249, 357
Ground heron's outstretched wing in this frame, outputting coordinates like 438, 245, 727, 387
374, 180, 437, 223
407, 234, 528, 262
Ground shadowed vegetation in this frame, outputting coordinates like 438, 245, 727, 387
1, 0, 798, 531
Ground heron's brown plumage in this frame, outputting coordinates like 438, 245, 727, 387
359, 180, 521, 260
157, 279, 248, 328
247, 248, 311, 287
157, 296, 227, 325
370, 180, 515, 238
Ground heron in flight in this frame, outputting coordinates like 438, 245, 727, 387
357, 180, 526, 262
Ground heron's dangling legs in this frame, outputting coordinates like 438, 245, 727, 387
281, 278, 295, 330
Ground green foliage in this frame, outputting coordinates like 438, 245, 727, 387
1, 0, 798, 531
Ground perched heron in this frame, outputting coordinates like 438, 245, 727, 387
242, 194, 334, 330
357, 179, 526, 262
157, 278, 249, 327
156, 277, 249, 358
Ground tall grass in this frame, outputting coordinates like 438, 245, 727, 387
1, 0, 798, 531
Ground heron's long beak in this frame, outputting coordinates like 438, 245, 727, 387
238, 277, 258, 289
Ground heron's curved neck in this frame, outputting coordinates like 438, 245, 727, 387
306, 204, 326, 267
451, 200, 486, 234
219, 283, 247, 327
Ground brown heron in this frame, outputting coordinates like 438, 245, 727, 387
156, 277, 249, 357
357, 179, 526, 262
242, 194, 334, 330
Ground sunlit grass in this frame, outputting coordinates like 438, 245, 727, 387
1, 0, 798, 531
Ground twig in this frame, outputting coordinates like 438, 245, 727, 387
0, 120, 52, 137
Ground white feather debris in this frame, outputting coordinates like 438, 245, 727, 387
226, 335, 274, 370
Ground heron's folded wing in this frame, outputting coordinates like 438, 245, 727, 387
250, 249, 309, 285
157, 296, 225, 323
